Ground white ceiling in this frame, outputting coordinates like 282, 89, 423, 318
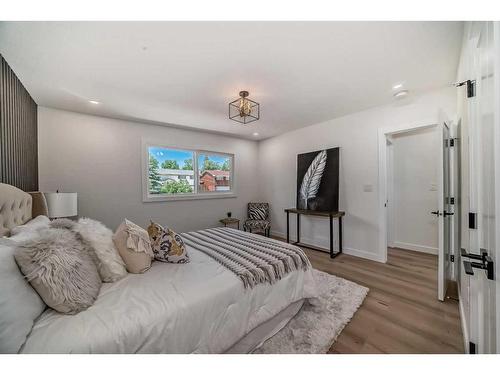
0, 22, 463, 140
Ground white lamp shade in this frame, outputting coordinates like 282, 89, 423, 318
44, 192, 78, 218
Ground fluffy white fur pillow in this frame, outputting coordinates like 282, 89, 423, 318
14, 228, 102, 315
74, 218, 127, 283
9, 215, 51, 242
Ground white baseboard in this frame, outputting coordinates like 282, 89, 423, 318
343, 247, 386, 263
459, 294, 469, 354
392, 241, 438, 255
271, 230, 386, 263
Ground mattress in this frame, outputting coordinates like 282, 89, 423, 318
21, 239, 317, 353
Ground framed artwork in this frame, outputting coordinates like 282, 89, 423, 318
296, 147, 339, 211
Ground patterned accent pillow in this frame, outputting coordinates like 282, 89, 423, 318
147, 221, 190, 263
248, 204, 268, 220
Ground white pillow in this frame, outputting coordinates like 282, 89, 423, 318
9, 215, 51, 242
0, 238, 46, 353
75, 218, 127, 282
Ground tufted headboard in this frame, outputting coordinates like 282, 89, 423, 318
0, 183, 48, 237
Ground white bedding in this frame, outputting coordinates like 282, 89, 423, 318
21, 243, 317, 353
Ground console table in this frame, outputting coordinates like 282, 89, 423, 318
284, 208, 345, 259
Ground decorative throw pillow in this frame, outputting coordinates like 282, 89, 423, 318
14, 228, 102, 315
113, 219, 153, 274
147, 221, 190, 263
73, 218, 127, 282
0, 238, 46, 353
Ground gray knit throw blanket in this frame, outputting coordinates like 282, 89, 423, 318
181, 227, 311, 289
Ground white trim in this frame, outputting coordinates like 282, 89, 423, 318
386, 140, 395, 248
377, 122, 438, 266
493, 21, 500, 353
343, 247, 386, 263
144, 192, 237, 202
270, 230, 385, 263
392, 241, 438, 255
459, 295, 470, 354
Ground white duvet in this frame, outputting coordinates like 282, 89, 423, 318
21, 245, 317, 353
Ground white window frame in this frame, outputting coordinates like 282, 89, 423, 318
142, 140, 236, 202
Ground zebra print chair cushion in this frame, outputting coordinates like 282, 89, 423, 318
244, 220, 270, 230
248, 203, 269, 220
244, 203, 270, 235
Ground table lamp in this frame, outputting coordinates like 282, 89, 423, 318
43, 191, 78, 219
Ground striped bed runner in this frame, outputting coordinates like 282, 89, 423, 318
181, 227, 311, 289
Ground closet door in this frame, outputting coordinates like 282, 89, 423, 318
459, 21, 497, 354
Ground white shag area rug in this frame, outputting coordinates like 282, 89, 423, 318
254, 269, 369, 354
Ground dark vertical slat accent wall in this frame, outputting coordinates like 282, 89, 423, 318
0, 54, 38, 191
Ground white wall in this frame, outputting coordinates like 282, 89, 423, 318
38, 107, 260, 232
391, 127, 439, 254
258, 87, 456, 262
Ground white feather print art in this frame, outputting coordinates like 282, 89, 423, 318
299, 150, 327, 209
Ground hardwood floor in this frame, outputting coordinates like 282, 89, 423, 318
303, 246, 464, 354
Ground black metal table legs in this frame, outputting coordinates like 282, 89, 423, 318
286, 212, 342, 259
286, 211, 290, 243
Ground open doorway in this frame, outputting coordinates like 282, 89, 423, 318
378, 121, 456, 301
386, 127, 441, 300
387, 127, 440, 255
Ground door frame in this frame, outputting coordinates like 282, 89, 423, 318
386, 136, 395, 248
493, 21, 500, 353
377, 120, 438, 264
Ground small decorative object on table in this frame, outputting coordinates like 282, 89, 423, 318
227, 212, 232, 218
219, 217, 240, 230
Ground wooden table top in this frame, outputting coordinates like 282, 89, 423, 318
284, 208, 345, 217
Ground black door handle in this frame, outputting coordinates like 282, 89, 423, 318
443, 211, 454, 216
431, 211, 441, 216
461, 248, 495, 280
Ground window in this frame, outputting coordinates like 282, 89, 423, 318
144, 143, 234, 201
198, 153, 232, 192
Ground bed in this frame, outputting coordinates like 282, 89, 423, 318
0, 183, 317, 353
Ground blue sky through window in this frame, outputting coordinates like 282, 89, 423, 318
149, 147, 230, 170
149, 147, 193, 169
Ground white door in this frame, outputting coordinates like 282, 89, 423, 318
458, 22, 497, 354
437, 120, 452, 302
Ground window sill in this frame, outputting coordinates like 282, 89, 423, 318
143, 192, 237, 203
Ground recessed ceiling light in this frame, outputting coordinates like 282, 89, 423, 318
89, 100, 100, 104
393, 90, 409, 99
392, 83, 404, 90
253, 132, 259, 136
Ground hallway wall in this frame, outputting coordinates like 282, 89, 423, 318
391, 127, 439, 254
